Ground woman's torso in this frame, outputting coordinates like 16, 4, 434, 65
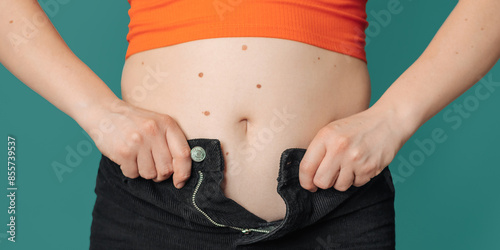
121, 37, 370, 222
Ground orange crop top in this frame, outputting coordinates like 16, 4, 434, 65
126, 0, 369, 62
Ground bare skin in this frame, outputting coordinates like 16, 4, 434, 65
121, 38, 370, 221
299, 0, 500, 192
1, 0, 499, 223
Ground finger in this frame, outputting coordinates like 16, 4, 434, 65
114, 144, 140, 178
137, 149, 157, 179
313, 151, 341, 190
152, 138, 173, 182
299, 140, 327, 192
120, 158, 140, 179
333, 167, 354, 192
165, 123, 192, 189
353, 171, 373, 187
352, 176, 371, 187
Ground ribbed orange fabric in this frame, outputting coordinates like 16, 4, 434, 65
126, 0, 369, 62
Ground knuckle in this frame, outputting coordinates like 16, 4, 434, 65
120, 166, 139, 179
139, 168, 157, 179
316, 127, 332, 138
141, 119, 158, 135
335, 136, 350, 151
176, 146, 192, 159
313, 177, 331, 189
159, 166, 173, 177
160, 115, 172, 125
299, 161, 316, 175
353, 179, 369, 187
334, 184, 349, 192
355, 175, 371, 186
117, 146, 133, 159
128, 132, 143, 144
348, 149, 363, 162
299, 181, 313, 190
124, 173, 139, 179
298, 176, 314, 190
162, 116, 175, 127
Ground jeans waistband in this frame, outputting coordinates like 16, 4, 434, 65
96, 138, 394, 246
187, 139, 391, 245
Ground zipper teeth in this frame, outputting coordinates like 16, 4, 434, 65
191, 170, 271, 234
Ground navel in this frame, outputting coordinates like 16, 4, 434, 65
240, 118, 248, 133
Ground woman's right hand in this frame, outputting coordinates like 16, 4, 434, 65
82, 99, 192, 188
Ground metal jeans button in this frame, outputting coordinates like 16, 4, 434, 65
190, 146, 206, 162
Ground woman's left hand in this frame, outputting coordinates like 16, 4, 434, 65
299, 107, 411, 192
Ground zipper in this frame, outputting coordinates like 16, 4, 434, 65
191, 170, 272, 234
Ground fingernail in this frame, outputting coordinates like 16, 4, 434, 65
175, 181, 185, 189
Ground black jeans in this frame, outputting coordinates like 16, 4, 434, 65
90, 139, 395, 250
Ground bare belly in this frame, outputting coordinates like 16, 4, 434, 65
121, 37, 371, 222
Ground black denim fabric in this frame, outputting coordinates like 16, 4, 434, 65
90, 138, 395, 250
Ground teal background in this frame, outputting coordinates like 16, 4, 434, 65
0, 0, 499, 249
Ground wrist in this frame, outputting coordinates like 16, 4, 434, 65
369, 99, 423, 143
73, 95, 123, 132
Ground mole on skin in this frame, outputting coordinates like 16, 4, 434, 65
9, 20, 13, 24
203, 111, 210, 116
317, 57, 320, 60
256, 84, 262, 89
141, 61, 144, 65
199, 72, 204, 78
242, 45, 248, 50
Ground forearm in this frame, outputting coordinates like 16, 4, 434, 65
372, 0, 500, 137
0, 0, 119, 127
